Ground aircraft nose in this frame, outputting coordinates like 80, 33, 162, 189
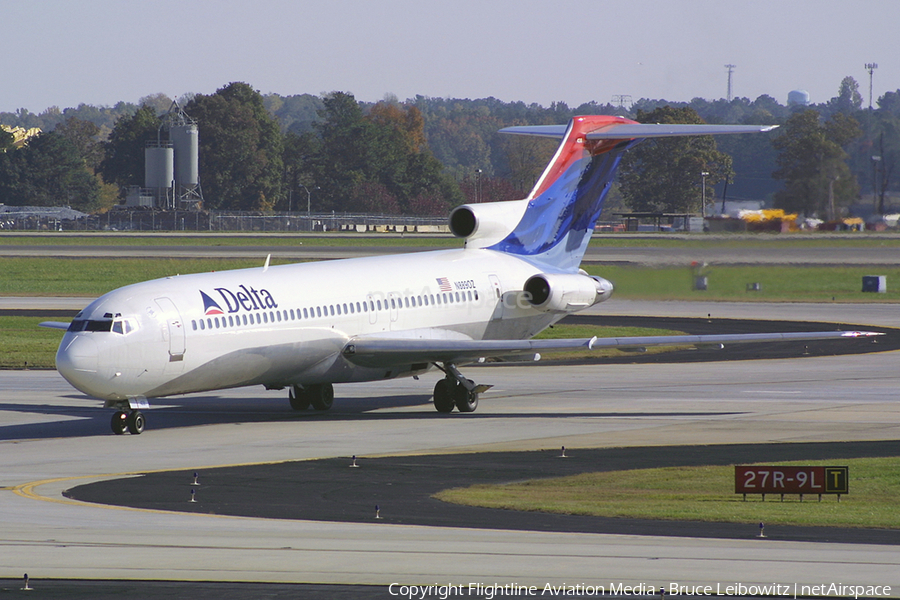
56, 335, 101, 396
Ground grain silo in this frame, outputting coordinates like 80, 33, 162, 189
167, 102, 203, 208
144, 139, 174, 208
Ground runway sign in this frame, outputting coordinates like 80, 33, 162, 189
735, 466, 849, 497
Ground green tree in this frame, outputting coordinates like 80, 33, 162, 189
0, 128, 14, 153
772, 109, 861, 219
186, 82, 284, 210
829, 76, 864, 116
99, 105, 163, 191
618, 106, 733, 213
0, 131, 99, 209
55, 117, 103, 172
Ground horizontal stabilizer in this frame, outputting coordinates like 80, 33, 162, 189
342, 330, 881, 368
587, 123, 778, 139
39, 321, 70, 330
499, 122, 777, 141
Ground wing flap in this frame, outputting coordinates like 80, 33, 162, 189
342, 331, 881, 368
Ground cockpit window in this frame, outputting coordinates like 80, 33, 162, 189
68, 318, 134, 334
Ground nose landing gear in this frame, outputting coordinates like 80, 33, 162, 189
106, 398, 149, 435
110, 410, 145, 435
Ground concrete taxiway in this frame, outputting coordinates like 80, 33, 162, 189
1, 301, 899, 594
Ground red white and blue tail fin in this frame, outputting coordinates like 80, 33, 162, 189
485, 116, 776, 272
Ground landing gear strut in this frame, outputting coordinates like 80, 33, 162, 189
432, 363, 491, 413
289, 383, 334, 411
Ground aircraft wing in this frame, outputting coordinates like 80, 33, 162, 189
341, 330, 881, 368
39, 321, 71, 330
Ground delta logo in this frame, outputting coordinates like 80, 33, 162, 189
199, 285, 278, 314
200, 291, 225, 315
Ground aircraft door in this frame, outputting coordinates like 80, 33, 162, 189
154, 297, 185, 371
366, 294, 377, 325
488, 274, 504, 321
388, 292, 400, 329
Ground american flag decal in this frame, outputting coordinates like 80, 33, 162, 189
436, 277, 452, 292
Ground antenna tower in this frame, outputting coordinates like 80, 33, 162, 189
865, 63, 878, 109
725, 64, 736, 101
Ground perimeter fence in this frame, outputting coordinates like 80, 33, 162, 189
0, 210, 450, 233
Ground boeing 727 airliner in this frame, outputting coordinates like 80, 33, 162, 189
41, 115, 879, 434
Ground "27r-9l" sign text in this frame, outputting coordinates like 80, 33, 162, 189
735, 466, 849, 495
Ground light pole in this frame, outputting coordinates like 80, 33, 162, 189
298, 184, 312, 231
701, 171, 709, 217
474, 169, 482, 203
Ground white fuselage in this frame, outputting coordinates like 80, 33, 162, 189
56, 247, 570, 402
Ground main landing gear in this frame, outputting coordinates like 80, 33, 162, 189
289, 383, 334, 411
111, 410, 145, 435
433, 363, 492, 414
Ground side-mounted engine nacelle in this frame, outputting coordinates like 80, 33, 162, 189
523, 272, 614, 313
448, 199, 530, 248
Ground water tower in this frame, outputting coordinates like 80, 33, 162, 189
788, 90, 810, 106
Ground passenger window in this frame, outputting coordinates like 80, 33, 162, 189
228, 316, 233, 327
336, 304, 342, 315
192, 320, 197, 331
290, 309, 295, 320
475, 290, 479, 301
349, 303, 355, 314
329, 305, 334, 316
242, 314, 248, 325
356, 302, 361, 313
207, 318, 212, 329
200, 320, 205, 330
377, 300, 382, 311
343, 303, 348, 314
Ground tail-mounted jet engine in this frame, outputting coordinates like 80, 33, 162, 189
448, 200, 530, 247
523, 272, 613, 313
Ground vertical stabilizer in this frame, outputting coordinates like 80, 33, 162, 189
489, 116, 640, 272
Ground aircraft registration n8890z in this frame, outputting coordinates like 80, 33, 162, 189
41, 116, 880, 434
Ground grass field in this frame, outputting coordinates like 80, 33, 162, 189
2, 257, 900, 302
4, 231, 900, 249
582, 264, 900, 303
434, 457, 900, 529
0, 316, 65, 369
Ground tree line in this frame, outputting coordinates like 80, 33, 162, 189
2, 76, 899, 220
